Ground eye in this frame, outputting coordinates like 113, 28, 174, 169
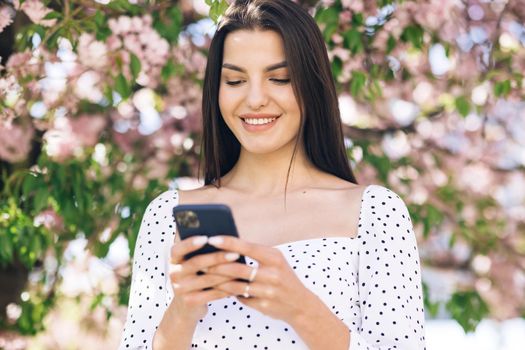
226, 80, 243, 86
271, 78, 291, 85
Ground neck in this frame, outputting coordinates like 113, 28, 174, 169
219, 142, 319, 197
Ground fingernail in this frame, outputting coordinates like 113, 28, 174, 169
225, 252, 240, 261
169, 264, 183, 273
193, 236, 208, 246
172, 283, 180, 289
208, 236, 224, 246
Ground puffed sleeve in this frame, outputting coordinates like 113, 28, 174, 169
118, 190, 179, 350
351, 185, 426, 349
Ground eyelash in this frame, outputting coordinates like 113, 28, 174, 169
226, 78, 291, 86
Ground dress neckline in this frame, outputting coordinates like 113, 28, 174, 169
173, 184, 372, 248
272, 235, 357, 248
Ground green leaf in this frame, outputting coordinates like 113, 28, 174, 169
161, 60, 176, 82
331, 56, 343, 79
153, 7, 183, 44
343, 29, 363, 54
34, 188, 49, 212
352, 13, 364, 27
315, 6, 339, 26
446, 290, 489, 333
400, 25, 424, 50
209, 0, 229, 23
90, 293, 104, 311
22, 173, 38, 197
422, 282, 440, 317
455, 96, 470, 117
359, 142, 392, 183
323, 22, 339, 42
114, 73, 131, 99
368, 79, 383, 101
0, 231, 14, 264
94, 10, 105, 27
218, 0, 230, 17
93, 11, 112, 41
386, 34, 396, 54
494, 80, 511, 97
106, 0, 142, 15
422, 204, 444, 238
43, 11, 63, 20
130, 54, 141, 81
350, 71, 367, 97
448, 231, 457, 248
316, 6, 339, 42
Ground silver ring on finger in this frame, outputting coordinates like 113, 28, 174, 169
248, 266, 258, 282
243, 283, 251, 298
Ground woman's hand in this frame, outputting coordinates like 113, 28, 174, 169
205, 235, 320, 325
168, 235, 241, 322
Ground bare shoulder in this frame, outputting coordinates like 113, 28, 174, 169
317, 174, 368, 200
312, 174, 369, 212
342, 183, 370, 201
338, 183, 369, 213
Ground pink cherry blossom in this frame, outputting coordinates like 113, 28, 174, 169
338, 10, 352, 23
0, 6, 13, 33
342, 0, 363, 13
34, 209, 64, 232
6, 51, 39, 77
77, 33, 108, 70
20, 0, 57, 27
0, 121, 34, 163
105, 15, 169, 87
112, 128, 143, 154
0, 75, 20, 101
43, 118, 81, 162
43, 114, 106, 162
70, 114, 107, 147
131, 17, 144, 32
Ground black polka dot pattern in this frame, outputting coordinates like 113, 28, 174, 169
118, 185, 426, 349
118, 190, 178, 350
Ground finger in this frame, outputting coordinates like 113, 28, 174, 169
170, 235, 208, 264
215, 281, 275, 300
183, 288, 232, 305
208, 235, 282, 266
207, 263, 265, 283
169, 250, 242, 277
171, 273, 232, 294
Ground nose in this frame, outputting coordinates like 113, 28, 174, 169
246, 80, 269, 110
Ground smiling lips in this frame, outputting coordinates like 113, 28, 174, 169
240, 113, 281, 131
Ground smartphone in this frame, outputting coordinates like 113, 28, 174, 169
172, 204, 247, 265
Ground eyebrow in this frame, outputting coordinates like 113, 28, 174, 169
221, 61, 288, 73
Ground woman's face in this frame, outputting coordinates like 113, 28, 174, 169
218, 29, 301, 155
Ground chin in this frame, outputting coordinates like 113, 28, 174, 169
242, 144, 279, 155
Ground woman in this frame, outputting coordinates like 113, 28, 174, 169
119, 0, 426, 349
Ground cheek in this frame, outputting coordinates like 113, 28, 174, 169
218, 90, 229, 116
277, 88, 301, 116
218, 88, 238, 116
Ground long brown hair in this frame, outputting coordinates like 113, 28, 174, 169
200, 0, 357, 190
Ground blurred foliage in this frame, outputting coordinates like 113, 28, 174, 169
1, 0, 525, 341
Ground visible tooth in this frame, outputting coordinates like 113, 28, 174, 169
244, 117, 276, 125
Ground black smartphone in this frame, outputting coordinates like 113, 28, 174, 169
172, 204, 247, 265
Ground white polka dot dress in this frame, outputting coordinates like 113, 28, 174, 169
118, 184, 426, 349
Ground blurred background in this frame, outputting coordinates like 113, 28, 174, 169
0, 0, 524, 349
